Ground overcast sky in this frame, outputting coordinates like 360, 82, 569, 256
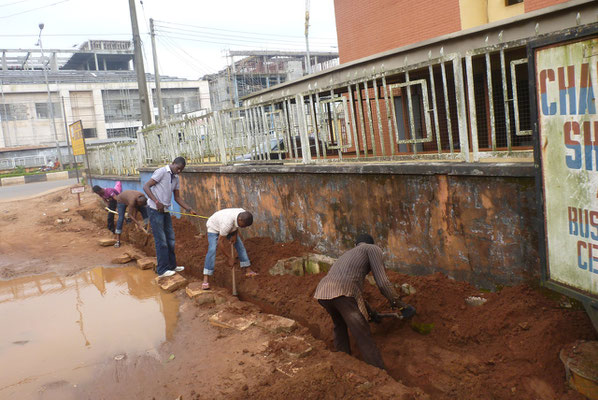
0, 0, 339, 79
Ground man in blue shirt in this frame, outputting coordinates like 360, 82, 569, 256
143, 157, 196, 278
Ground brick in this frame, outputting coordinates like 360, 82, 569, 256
155, 273, 187, 292
125, 251, 145, 261
137, 257, 157, 270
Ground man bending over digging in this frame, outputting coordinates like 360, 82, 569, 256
113, 190, 149, 248
202, 208, 257, 290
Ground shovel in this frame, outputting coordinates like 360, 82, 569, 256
230, 242, 238, 296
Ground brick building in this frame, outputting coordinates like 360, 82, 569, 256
333, 0, 572, 63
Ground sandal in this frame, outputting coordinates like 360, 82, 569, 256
245, 270, 258, 278
113, 241, 121, 248
202, 282, 210, 290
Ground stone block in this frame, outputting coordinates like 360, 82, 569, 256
186, 282, 215, 304
99, 238, 117, 247
111, 254, 133, 264
304, 254, 336, 275
125, 251, 144, 261
255, 314, 297, 333
209, 310, 255, 331
137, 257, 156, 270
155, 273, 187, 292
269, 256, 304, 276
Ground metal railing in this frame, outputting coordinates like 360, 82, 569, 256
87, 39, 535, 176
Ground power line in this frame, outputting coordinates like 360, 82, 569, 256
156, 31, 332, 51
157, 35, 214, 76
0, 33, 131, 37
154, 19, 336, 41
154, 25, 335, 47
0, 0, 69, 18
0, 0, 40, 8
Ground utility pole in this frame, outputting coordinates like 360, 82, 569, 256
37, 23, 64, 170
149, 18, 164, 124
128, 0, 152, 126
304, 0, 312, 74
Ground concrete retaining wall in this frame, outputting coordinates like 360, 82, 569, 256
170, 163, 539, 288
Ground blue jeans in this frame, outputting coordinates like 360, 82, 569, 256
115, 204, 148, 234
149, 207, 177, 275
203, 232, 250, 276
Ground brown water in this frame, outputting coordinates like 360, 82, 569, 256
0, 266, 179, 399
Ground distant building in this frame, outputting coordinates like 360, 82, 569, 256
205, 50, 338, 111
0, 40, 210, 149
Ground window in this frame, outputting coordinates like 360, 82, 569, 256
35, 103, 61, 119
506, 0, 523, 5
83, 128, 97, 138
0, 103, 28, 121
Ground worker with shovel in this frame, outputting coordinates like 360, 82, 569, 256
92, 182, 122, 233
201, 208, 257, 290
143, 157, 197, 278
313, 233, 415, 370
113, 190, 149, 248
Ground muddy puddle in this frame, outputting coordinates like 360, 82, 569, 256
0, 266, 179, 399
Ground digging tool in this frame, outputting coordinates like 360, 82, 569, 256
366, 301, 416, 323
230, 242, 238, 296
104, 207, 118, 215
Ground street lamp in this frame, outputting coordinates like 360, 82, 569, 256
36, 23, 64, 170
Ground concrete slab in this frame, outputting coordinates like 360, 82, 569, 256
155, 273, 187, 292
269, 256, 304, 276
137, 257, 156, 270
46, 171, 69, 181
209, 310, 256, 331
98, 238, 117, 247
305, 254, 336, 275
255, 314, 297, 333
1, 176, 25, 186
271, 336, 313, 358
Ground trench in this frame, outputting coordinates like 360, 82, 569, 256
81, 207, 598, 400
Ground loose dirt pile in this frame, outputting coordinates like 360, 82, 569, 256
81, 202, 597, 400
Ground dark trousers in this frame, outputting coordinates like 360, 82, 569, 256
149, 207, 177, 275
107, 199, 117, 233
318, 296, 385, 369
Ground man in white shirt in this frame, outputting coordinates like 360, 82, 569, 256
202, 208, 256, 290
143, 157, 196, 278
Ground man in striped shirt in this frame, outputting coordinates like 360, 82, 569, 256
314, 233, 406, 370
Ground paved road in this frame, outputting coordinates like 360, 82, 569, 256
0, 178, 79, 201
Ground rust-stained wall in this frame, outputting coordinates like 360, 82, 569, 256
173, 164, 539, 289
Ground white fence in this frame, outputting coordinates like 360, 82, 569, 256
87, 38, 535, 176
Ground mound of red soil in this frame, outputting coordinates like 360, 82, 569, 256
84, 209, 598, 399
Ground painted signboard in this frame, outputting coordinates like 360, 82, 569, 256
535, 34, 598, 297
68, 120, 85, 156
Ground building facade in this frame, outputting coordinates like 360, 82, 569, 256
205, 50, 338, 111
0, 40, 210, 149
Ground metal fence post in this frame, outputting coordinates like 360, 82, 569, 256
296, 94, 312, 164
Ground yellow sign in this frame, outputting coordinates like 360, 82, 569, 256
68, 120, 85, 156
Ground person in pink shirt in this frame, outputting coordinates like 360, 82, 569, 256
93, 184, 121, 233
